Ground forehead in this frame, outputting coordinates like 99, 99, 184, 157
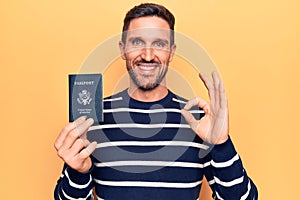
128, 16, 170, 30
126, 16, 171, 41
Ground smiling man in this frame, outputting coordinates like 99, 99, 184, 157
54, 3, 258, 200
120, 16, 176, 99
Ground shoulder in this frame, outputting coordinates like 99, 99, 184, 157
102, 89, 128, 109
168, 90, 203, 112
104, 90, 126, 101
168, 90, 189, 104
104, 88, 129, 99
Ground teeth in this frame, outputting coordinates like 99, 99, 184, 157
139, 66, 155, 71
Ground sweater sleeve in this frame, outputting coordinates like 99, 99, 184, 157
54, 163, 94, 200
203, 137, 258, 200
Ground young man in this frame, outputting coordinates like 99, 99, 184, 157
54, 3, 258, 199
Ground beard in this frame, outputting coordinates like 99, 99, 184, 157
127, 59, 168, 91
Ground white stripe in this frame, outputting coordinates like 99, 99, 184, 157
208, 179, 215, 185
172, 98, 187, 104
61, 188, 93, 200
104, 108, 180, 114
103, 107, 204, 114
95, 160, 209, 168
190, 110, 205, 114
214, 179, 251, 200
211, 154, 240, 168
214, 175, 244, 187
89, 123, 190, 131
64, 169, 92, 189
96, 141, 209, 150
94, 179, 202, 188
103, 97, 123, 102
96, 195, 104, 200
241, 180, 251, 200
215, 191, 225, 200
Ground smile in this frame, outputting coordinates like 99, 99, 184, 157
138, 65, 156, 71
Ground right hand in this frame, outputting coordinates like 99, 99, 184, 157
54, 116, 97, 173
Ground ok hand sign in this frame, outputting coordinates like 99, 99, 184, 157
181, 71, 229, 145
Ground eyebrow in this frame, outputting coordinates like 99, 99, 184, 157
128, 37, 144, 43
154, 38, 169, 45
127, 37, 169, 45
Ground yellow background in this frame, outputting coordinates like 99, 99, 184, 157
1, 0, 299, 199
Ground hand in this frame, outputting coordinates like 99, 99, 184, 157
54, 116, 97, 173
181, 71, 229, 144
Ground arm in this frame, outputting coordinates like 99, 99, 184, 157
181, 72, 258, 199
54, 164, 94, 200
54, 116, 97, 200
204, 137, 258, 199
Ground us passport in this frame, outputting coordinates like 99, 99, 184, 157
69, 74, 103, 124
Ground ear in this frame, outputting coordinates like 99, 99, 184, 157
168, 44, 177, 62
119, 41, 126, 60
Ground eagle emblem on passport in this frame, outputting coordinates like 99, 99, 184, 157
77, 89, 92, 105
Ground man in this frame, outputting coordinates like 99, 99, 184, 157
54, 3, 258, 199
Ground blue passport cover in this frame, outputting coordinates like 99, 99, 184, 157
69, 74, 103, 123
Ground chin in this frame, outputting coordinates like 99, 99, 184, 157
138, 83, 159, 91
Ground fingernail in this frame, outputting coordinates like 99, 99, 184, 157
79, 116, 87, 121
91, 141, 98, 149
86, 118, 94, 126
86, 141, 97, 154
74, 116, 87, 127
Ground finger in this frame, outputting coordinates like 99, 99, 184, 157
81, 138, 91, 147
77, 141, 97, 160
59, 118, 94, 151
181, 109, 199, 133
219, 79, 228, 109
199, 72, 215, 103
199, 72, 214, 91
212, 71, 220, 107
183, 97, 198, 110
54, 116, 87, 150
80, 130, 89, 140
183, 97, 210, 113
212, 71, 220, 88
66, 138, 91, 159
212, 71, 227, 109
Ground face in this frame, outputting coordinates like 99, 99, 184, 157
119, 16, 176, 91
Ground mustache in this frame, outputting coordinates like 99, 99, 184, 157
134, 59, 160, 65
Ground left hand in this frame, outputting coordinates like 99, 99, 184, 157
181, 71, 229, 144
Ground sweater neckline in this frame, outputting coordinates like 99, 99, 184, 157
121, 88, 174, 108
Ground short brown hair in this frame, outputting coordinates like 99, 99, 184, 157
122, 3, 175, 45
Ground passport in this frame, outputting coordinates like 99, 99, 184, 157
69, 74, 103, 123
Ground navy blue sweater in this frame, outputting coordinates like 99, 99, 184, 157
54, 89, 258, 199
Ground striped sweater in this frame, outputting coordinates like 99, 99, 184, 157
54, 89, 258, 200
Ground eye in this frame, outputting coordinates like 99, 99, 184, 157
153, 41, 166, 48
132, 38, 143, 46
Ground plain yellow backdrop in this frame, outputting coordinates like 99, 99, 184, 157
1, 0, 299, 199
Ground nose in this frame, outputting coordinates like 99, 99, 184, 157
141, 47, 155, 61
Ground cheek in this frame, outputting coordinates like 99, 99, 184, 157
160, 55, 172, 65
124, 52, 141, 63
156, 50, 172, 62
124, 47, 143, 56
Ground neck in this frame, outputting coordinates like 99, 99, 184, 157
128, 82, 168, 102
